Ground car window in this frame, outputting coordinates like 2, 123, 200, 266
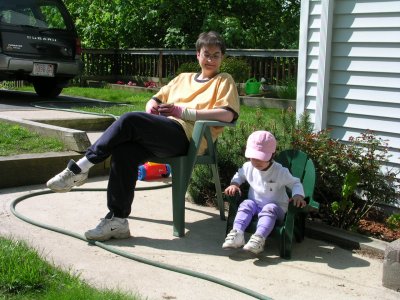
0, 1, 67, 30
39, 5, 67, 29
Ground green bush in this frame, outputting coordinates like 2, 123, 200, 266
220, 57, 251, 83
290, 114, 399, 229
274, 77, 297, 100
176, 57, 251, 84
176, 61, 201, 74
386, 213, 400, 230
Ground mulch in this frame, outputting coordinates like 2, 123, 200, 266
357, 219, 400, 242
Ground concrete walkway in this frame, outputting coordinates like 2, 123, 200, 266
1, 178, 399, 300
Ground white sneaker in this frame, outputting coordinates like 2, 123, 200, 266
85, 217, 131, 241
243, 234, 266, 254
222, 229, 245, 249
46, 159, 88, 192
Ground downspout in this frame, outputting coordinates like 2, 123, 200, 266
315, 0, 334, 131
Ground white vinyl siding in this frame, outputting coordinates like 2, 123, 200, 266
297, 0, 400, 171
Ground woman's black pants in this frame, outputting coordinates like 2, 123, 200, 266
85, 112, 189, 218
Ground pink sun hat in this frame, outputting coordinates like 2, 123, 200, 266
245, 131, 277, 161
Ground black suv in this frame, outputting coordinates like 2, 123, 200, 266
0, 0, 83, 97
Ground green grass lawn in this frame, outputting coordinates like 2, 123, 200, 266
64, 87, 150, 116
0, 236, 141, 300
0, 122, 65, 156
63, 86, 153, 104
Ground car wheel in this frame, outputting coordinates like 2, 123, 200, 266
33, 81, 63, 98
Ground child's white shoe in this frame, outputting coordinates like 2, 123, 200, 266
243, 234, 266, 254
222, 229, 245, 249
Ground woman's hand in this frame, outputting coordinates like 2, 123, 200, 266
145, 99, 160, 115
157, 103, 184, 118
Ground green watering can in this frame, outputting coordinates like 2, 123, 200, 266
245, 78, 261, 95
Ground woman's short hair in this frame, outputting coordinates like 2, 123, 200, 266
195, 31, 226, 54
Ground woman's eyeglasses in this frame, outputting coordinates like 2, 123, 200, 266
201, 53, 222, 61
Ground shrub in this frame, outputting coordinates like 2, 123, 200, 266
176, 57, 251, 85
176, 61, 201, 74
220, 57, 251, 83
274, 77, 297, 99
290, 114, 399, 229
386, 213, 400, 230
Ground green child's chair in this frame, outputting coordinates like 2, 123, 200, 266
225, 149, 319, 259
152, 120, 235, 237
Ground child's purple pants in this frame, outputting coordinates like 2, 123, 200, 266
233, 199, 285, 238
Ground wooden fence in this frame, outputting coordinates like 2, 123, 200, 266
80, 48, 298, 85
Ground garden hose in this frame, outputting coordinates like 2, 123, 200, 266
31, 99, 124, 120
10, 188, 271, 300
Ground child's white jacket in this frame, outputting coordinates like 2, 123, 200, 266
231, 161, 305, 212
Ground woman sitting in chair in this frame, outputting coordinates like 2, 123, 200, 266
46, 31, 239, 242
222, 131, 306, 254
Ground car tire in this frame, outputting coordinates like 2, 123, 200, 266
33, 80, 63, 98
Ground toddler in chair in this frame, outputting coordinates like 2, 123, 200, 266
223, 131, 306, 254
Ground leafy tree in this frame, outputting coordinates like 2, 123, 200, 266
65, 0, 161, 48
64, 0, 300, 49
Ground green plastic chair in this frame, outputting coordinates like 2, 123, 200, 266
225, 149, 319, 259
152, 120, 236, 237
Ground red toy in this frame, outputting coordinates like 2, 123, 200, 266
138, 162, 171, 181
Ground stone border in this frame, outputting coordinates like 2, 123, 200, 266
0, 113, 113, 188
0, 115, 91, 152
306, 220, 388, 256
0, 151, 110, 188
240, 96, 296, 110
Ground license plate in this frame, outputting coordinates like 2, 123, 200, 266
32, 63, 55, 77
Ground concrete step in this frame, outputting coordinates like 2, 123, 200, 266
0, 152, 110, 189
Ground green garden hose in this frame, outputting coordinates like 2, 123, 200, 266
10, 188, 271, 300
31, 99, 123, 120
